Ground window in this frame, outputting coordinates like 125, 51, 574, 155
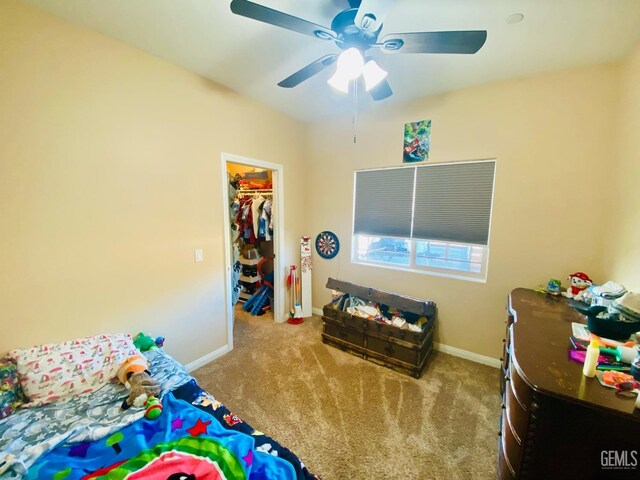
352, 160, 495, 282
354, 235, 411, 266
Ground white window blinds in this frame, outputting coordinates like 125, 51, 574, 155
353, 160, 496, 245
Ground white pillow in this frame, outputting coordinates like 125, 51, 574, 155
10, 333, 140, 406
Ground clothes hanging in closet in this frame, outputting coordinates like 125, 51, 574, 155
251, 195, 265, 239
260, 198, 272, 241
233, 194, 274, 244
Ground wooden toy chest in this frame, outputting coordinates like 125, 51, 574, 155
321, 278, 437, 378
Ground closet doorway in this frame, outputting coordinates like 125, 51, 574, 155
220, 153, 285, 351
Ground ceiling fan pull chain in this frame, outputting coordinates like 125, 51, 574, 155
352, 80, 358, 144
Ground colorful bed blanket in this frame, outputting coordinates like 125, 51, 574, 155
0, 350, 192, 479
26, 393, 295, 479
174, 380, 318, 480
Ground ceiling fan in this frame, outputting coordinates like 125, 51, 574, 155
230, 0, 487, 101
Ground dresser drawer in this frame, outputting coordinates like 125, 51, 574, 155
498, 435, 516, 480
506, 377, 528, 445
509, 359, 533, 411
501, 408, 523, 476
501, 335, 510, 372
501, 327, 511, 397
323, 323, 365, 347
506, 325, 512, 358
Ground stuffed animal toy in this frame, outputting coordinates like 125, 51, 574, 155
133, 332, 158, 352
117, 355, 161, 410
562, 272, 593, 301
117, 355, 148, 383
121, 371, 161, 410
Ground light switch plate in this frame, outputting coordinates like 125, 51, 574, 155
194, 249, 203, 263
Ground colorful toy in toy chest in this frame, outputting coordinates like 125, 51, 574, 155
562, 272, 593, 301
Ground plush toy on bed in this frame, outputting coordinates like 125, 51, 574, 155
116, 355, 162, 414
132, 332, 158, 352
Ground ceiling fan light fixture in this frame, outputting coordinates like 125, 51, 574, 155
328, 71, 351, 93
335, 47, 365, 80
363, 60, 387, 91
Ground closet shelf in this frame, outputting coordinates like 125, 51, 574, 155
239, 256, 261, 266
237, 189, 273, 197
237, 188, 273, 193
240, 274, 261, 283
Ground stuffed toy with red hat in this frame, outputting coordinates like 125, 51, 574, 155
562, 272, 593, 301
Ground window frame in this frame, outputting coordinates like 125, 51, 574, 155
351, 234, 490, 282
350, 159, 496, 283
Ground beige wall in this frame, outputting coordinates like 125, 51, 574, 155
0, 0, 307, 363
306, 64, 620, 359
605, 44, 640, 291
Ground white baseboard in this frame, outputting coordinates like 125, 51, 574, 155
435, 342, 501, 368
312, 307, 323, 316
185, 344, 230, 372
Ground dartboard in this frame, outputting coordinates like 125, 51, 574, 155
315, 231, 340, 259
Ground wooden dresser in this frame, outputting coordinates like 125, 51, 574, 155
500, 289, 640, 480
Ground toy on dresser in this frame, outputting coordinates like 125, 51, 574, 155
535, 278, 562, 296
562, 272, 593, 301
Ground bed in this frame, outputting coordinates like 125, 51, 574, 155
0, 344, 317, 479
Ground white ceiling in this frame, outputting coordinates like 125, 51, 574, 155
21, 0, 640, 121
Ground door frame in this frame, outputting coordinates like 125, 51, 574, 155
220, 152, 286, 350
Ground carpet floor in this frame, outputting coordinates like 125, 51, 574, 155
192, 307, 501, 480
